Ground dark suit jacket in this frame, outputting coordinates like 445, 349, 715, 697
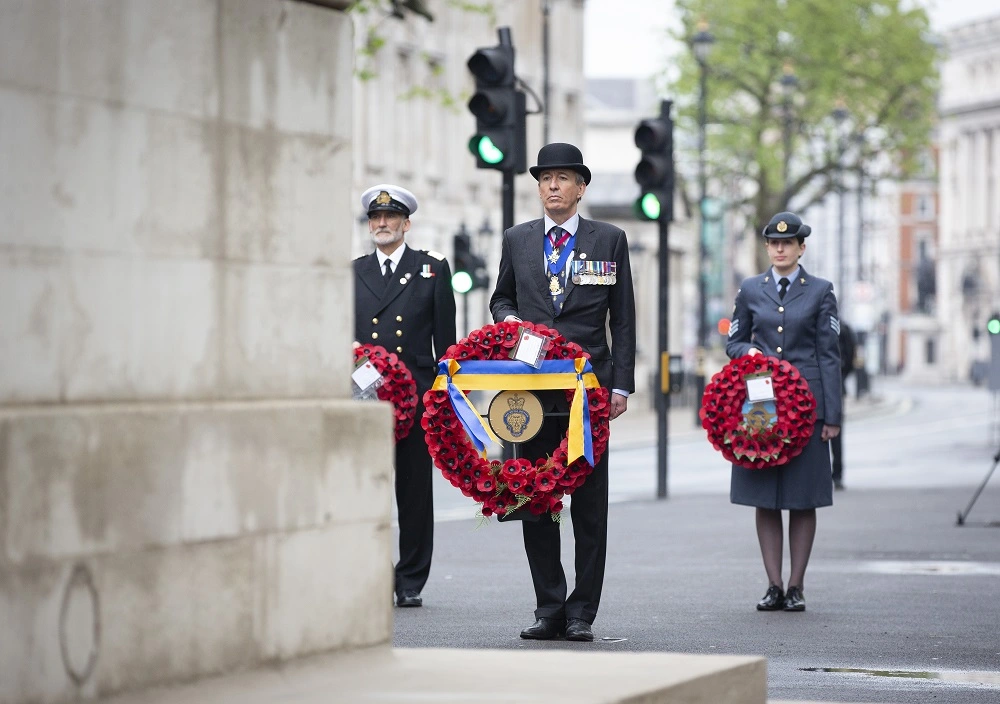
726, 267, 842, 425
354, 245, 457, 395
490, 216, 636, 393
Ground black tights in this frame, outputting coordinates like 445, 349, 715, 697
755, 507, 816, 590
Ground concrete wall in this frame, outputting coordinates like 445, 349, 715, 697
0, 1, 393, 702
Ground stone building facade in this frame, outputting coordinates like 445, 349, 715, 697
349, 0, 586, 335
938, 14, 1000, 382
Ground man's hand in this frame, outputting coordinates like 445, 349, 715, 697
610, 392, 628, 420
352, 341, 361, 349
821, 424, 840, 441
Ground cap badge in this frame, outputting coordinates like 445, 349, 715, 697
376, 191, 392, 205
776, 220, 788, 233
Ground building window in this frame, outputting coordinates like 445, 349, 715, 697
925, 338, 935, 365
915, 195, 934, 220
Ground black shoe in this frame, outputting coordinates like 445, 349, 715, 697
834, 479, 845, 491
756, 584, 785, 611
565, 618, 594, 642
396, 591, 422, 608
519, 617, 564, 640
783, 586, 806, 611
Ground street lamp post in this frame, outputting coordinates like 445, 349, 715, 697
692, 21, 714, 424
780, 63, 799, 188
831, 100, 850, 316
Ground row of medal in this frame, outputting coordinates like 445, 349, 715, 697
571, 259, 617, 285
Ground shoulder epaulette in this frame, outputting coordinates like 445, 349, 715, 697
423, 250, 446, 261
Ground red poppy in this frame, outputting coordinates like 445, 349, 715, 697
701, 354, 816, 469
533, 471, 556, 492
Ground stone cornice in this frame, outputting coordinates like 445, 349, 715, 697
940, 97, 1000, 118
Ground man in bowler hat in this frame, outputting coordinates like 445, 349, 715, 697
354, 184, 457, 607
490, 143, 637, 641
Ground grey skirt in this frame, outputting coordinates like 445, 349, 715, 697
730, 421, 833, 510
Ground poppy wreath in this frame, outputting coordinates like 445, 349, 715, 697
353, 344, 418, 443
421, 321, 611, 519
700, 355, 817, 469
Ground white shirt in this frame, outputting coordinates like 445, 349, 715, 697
376, 243, 407, 276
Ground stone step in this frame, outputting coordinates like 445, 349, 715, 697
100, 645, 767, 704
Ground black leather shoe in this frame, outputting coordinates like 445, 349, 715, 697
519, 617, 564, 640
783, 586, 805, 611
565, 618, 594, 642
396, 591, 422, 608
834, 479, 845, 491
756, 584, 785, 611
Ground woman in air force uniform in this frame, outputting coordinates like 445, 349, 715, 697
725, 211, 842, 612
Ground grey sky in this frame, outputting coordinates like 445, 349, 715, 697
584, 0, 1000, 78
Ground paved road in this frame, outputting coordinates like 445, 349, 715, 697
396, 379, 1000, 703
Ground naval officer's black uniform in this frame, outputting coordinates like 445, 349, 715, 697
354, 185, 456, 606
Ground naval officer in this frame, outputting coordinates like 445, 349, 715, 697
354, 184, 457, 607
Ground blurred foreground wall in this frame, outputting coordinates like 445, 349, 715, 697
0, 1, 393, 702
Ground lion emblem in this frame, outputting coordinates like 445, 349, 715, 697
503, 394, 531, 437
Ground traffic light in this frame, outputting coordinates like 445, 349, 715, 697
452, 228, 489, 293
988, 312, 1000, 336
466, 27, 527, 173
633, 101, 674, 221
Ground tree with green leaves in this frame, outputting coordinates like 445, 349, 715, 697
349, 0, 495, 84
670, 0, 939, 269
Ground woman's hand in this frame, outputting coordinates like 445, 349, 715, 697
747, 347, 761, 356
821, 424, 841, 441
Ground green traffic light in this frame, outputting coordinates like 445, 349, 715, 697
639, 192, 661, 220
452, 271, 473, 294
988, 318, 1000, 335
471, 135, 505, 165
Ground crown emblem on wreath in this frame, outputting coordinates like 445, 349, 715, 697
376, 191, 392, 205
507, 395, 526, 410
776, 220, 788, 233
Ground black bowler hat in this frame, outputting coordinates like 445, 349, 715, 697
529, 142, 592, 185
762, 211, 811, 238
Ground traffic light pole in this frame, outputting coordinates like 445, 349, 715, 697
502, 169, 514, 233
656, 214, 671, 500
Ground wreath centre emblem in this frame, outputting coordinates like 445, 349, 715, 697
487, 390, 544, 444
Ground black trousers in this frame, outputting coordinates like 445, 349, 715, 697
519, 406, 609, 625
394, 398, 434, 596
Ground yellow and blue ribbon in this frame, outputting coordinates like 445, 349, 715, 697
431, 358, 600, 465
